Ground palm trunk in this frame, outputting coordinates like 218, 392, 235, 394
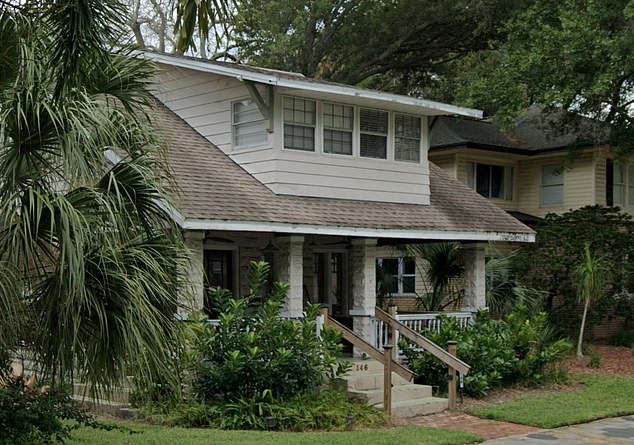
577, 299, 589, 357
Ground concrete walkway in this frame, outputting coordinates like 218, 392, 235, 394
484, 416, 634, 444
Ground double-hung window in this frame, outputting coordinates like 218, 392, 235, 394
284, 97, 316, 151
323, 103, 353, 155
541, 164, 564, 206
395, 113, 421, 162
466, 162, 513, 200
376, 257, 416, 295
628, 165, 634, 207
232, 99, 268, 148
360, 108, 388, 159
607, 159, 625, 206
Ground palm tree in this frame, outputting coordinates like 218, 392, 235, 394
574, 243, 608, 357
0, 1, 188, 396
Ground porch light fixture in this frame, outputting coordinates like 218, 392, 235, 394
262, 240, 278, 254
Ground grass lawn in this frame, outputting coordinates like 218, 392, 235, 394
68, 425, 482, 445
469, 376, 634, 428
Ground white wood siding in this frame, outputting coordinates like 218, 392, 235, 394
154, 64, 431, 205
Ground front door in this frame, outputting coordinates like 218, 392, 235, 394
204, 250, 234, 315
313, 252, 348, 317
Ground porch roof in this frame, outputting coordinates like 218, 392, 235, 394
152, 101, 535, 242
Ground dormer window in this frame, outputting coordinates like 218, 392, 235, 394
360, 108, 388, 159
395, 113, 421, 162
283, 97, 316, 151
323, 103, 353, 155
232, 99, 268, 148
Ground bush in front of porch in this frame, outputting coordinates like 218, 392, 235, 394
402, 306, 571, 397
134, 261, 381, 431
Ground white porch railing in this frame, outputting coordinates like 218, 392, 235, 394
374, 311, 474, 351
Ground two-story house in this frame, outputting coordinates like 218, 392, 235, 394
134, 52, 533, 348
429, 106, 618, 225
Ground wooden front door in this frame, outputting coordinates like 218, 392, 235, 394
204, 250, 234, 315
313, 251, 348, 317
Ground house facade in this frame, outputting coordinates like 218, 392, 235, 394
429, 110, 627, 222
140, 52, 534, 348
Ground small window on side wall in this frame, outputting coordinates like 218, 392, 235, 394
541, 164, 564, 206
283, 97, 316, 151
232, 99, 268, 148
466, 162, 513, 200
607, 159, 625, 206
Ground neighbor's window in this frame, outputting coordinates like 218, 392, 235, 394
376, 257, 416, 295
360, 108, 388, 159
232, 99, 268, 148
395, 113, 421, 162
466, 162, 513, 200
283, 97, 316, 151
606, 159, 625, 206
323, 102, 353, 155
541, 164, 564, 206
628, 165, 634, 207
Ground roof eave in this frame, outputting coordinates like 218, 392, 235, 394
142, 51, 483, 119
181, 219, 535, 243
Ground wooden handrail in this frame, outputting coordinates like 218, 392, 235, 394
321, 311, 415, 382
375, 307, 471, 376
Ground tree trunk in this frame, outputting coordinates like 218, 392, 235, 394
577, 299, 589, 357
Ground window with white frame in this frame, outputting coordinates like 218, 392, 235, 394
323, 102, 353, 155
466, 162, 513, 200
232, 99, 268, 148
606, 159, 625, 206
541, 164, 564, 206
360, 108, 388, 159
283, 97, 316, 151
628, 165, 634, 207
395, 113, 421, 162
376, 257, 416, 295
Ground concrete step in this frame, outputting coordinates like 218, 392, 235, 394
349, 383, 433, 405
336, 371, 411, 391
346, 357, 390, 374
73, 383, 130, 404
375, 397, 448, 418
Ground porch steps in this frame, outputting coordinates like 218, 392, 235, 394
338, 357, 447, 418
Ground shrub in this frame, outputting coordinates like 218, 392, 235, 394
609, 330, 634, 348
0, 374, 91, 445
402, 306, 572, 397
188, 261, 345, 403
138, 390, 384, 431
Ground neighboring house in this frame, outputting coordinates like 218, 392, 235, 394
429, 107, 621, 224
139, 52, 534, 349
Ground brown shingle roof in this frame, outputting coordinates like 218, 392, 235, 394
154, 101, 533, 240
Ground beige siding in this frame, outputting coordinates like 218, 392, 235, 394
155, 64, 431, 205
430, 154, 457, 178
595, 151, 607, 206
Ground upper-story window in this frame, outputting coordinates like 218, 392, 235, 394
360, 108, 389, 159
541, 164, 564, 206
232, 99, 268, 148
466, 162, 513, 200
395, 113, 421, 162
323, 103, 353, 155
606, 159, 625, 206
283, 97, 316, 151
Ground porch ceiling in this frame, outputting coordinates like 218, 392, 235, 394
151, 100, 535, 243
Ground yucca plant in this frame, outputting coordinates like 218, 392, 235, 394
0, 1, 188, 396
574, 243, 609, 357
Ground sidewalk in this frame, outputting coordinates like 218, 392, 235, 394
483, 416, 634, 444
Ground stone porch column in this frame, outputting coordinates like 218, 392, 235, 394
182, 230, 205, 315
350, 238, 377, 356
277, 235, 304, 318
462, 243, 487, 313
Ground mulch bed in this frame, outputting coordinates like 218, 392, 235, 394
564, 345, 634, 377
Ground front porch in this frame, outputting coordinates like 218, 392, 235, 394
183, 230, 488, 350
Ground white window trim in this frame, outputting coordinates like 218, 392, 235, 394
231, 98, 270, 151
377, 257, 416, 297
541, 164, 565, 207
321, 100, 354, 157
466, 161, 514, 201
280, 94, 422, 164
394, 112, 423, 163
283, 96, 317, 152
